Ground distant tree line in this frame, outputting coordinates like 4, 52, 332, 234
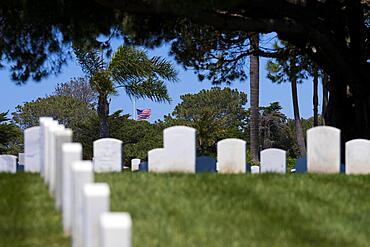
1, 81, 315, 166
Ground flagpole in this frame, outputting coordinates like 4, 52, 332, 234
132, 98, 136, 120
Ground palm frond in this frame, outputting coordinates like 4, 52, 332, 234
122, 78, 171, 103
73, 45, 105, 76
150, 56, 178, 82
108, 46, 151, 81
108, 45, 178, 85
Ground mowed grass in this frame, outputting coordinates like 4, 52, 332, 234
96, 173, 370, 247
1, 173, 370, 247
0, 173, 69, 247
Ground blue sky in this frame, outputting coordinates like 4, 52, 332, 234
0, 40, 321, 122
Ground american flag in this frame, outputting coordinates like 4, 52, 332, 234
137, 108, 152, 120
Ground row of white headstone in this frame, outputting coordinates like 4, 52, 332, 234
146, 125, 370, 174
21, 123, 124, 173
145, 126, 287, 173
23, 117, 132, 247
1, 124, 369, 175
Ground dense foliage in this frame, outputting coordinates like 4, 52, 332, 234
12, 96, 96, 130
0, 112, 21, 155
10, 86, 313, 164
170, 87, 248, 155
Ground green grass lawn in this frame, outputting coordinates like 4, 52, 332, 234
2, 173, 370, 247
96, 173, 370, 247
0, 173, 69, 247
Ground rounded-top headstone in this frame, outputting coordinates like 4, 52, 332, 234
93, 138, 123, 172
148, 148, 165, 173
0, 155, 17, 173
260, 148, 286, 173
307, 126, 340, 173
217, 138, 246, 173
345, 139, 370, 175
163, 126, 196, 173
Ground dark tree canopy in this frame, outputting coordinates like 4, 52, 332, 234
0, 0, 119, 82
1, 0, 368, 84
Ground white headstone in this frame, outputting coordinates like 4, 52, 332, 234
18, 153, 25, 166
163, 126, 196, 173
54, 129, 73, 209
217, 138, 246, 173
93, 138, 122, 172
24, 126, 41, 172
148, 148, 165, 173
0, 155, 17, 173
345, 139, 370, 174
72, 161, 94, 247
260, 148, 286, 173
39, 117, 53, 178
82, 183, 110, 247
307, 126, 340, 173
43, 120, 58, 184
251, 165, 260, 174
99, 212, 132, 247
48, 124, 65, 195
62, 143, 82, 235
131, 159, 141, 171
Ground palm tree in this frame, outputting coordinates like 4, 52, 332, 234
249, 33, 260, 165
74, 45, 178, 138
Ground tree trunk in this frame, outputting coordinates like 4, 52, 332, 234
291, 77, 306, 157
97, 94, 109, 138
313, 65, 319, 126
249, 34, 260, 165
321, 73, 329, 125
